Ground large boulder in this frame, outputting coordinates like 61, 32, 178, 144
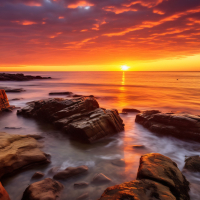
0, 90, 10, 111
21, 178, 63, 200
0, 73, 51, 81
17, 97, 124, 143
99, 153, 190, 200
0, 182, 10, 200
135, 110, 200, 142
0, 132, 50, 178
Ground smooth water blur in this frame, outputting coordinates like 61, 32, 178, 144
0, 71, 200, 200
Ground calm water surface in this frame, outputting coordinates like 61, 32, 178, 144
0, 71, 200, 200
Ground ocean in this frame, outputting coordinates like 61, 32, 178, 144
0, 71, 200, 199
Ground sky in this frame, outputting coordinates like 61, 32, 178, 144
0, 0, 200, 71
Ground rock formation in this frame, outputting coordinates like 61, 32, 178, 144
17, 96, 124, 143
0, 132, 50, 178
0, 182, 10, 200
135, 110, 200, 142
122, 108, 141, 113
0, 73, 51, 81
53, 165, 88, 180
21, 178, 63, 200
99, 153, 190, 200
0, 90, 10, 111
184, 155, 200, 172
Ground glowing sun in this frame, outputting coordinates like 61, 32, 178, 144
121, 65, 130, 71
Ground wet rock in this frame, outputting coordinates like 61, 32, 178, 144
184, 155, 200, 172
135, 110, 200, 142
0, 90, 10, 111
99, 179, 176, 200
0, 132, 50, 178
72, 94, 84, 97
0, 182, 10, 200
111, 159, 126, 167
53, 165, 88, 180
21, 178, 63, 200
99, 153, 190, 200
5, 127, 22, 129
132, 145, 146, 149
0, 73, 51, 81
92, 173, 111, 184
77, 192, 89, 200
10, 98, 23, 101
49, 92, 73, 95
32, 172, 45, 179
122, 108, 141, 113
74, 181, 89, 188
137, 153, 190, 200
3, 88, 25, 93
17, 96, 124, 143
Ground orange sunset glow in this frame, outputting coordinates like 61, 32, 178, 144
0, 0, 200, 71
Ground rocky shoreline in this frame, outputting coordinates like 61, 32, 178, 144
0, 73, 51, 81
0, 89, 200, 199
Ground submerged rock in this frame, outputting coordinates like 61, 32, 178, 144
0, 73, 51, 81
184, 155, 200, 172
135, 110, 200, 142
31, 172, 45, 179
49, 92, 73, 95
99, 153, 190, 200
17, 96, 124, 143
21, 178, 63, 200
122, 108, 141, 113
53, 165, 88, 180
0, 182, 10, 200
111, 159, 126, 167
74, 181, 89, 188
76, 192, 89, 200
92, 173, 111, 184
0, 132, 50, 178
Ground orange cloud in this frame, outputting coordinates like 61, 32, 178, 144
12, 20, 37, 25
103, 6, 137, 14
24, 2, 42, 7
67, 1, 94, 9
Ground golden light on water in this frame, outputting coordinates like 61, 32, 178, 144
121, 65, 130, 71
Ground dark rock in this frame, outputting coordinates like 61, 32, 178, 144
99, 153, 190, 200
111, 159, 126, 167
135, 110, 200, 142
0, 73, 51, 81
31, 172, 45, 179
49, 92, 73, 95
74, 181, 89, 188
53, 165, 88, 180
4, 88, 25, 93
0, 132, 50, 178
5, 127, 22, 129
132, 145, 146, 149
72, 94, 84, 97
21, 178, 63, 200
91, 173, 111, 184
184, 155, 200, 172
77, 192, 89, 200
17, 96, 124, 143
0, 182, 10, 200
10, 98, 23, 101
122, 108, 141, 113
